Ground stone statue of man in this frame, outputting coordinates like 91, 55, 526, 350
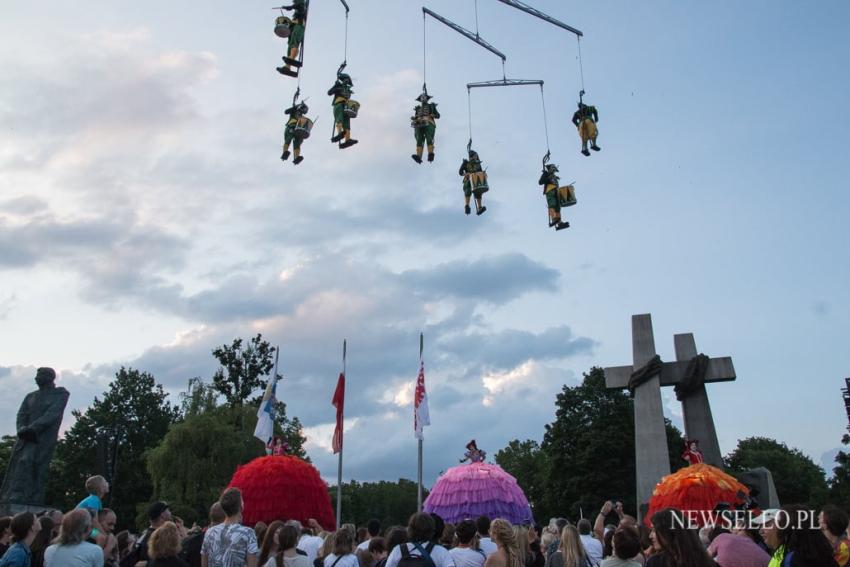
0, 367, 69, 505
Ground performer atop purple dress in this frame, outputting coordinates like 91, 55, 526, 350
424, 440, 533, 525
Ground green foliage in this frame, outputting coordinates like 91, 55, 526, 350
212, 334, 277, 408
147, 379, 307, 525
725, 436, 828, 507
329, 479, 425, 527
496, 367, 684, 520
829, 434, 850, 505
0, 435, 18, 483
45, 367, 179, 530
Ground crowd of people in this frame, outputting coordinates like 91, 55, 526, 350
0, 474, 847, 567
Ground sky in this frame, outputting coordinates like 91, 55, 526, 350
1, 1, 849, 488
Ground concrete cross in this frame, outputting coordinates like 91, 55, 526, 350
603, 314, 736, 517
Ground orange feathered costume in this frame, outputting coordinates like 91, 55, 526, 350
645, 463, 750, 526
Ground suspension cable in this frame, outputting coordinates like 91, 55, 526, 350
474, 0, 480, 37
539, 84, 550, 153
344, 10, 349, 63
576, 36, 586, 93
467, 87, 473, 143
422, 10, 427, 86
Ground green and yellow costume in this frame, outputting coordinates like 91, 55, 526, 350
539, 163, 573, 230
411, 93, 440, 163
459, 150, 488, 216
328, 72, 358, 148
276, 0, 307, 76
571, 101, 600, 156
281, 101, 309, 165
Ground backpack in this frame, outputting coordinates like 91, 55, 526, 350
399, 542, 437, 567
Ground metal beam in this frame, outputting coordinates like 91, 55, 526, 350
494, 0, 583, 38
467, 78, 543, 89
338, 0, 349, 13
423, 7, 506, 62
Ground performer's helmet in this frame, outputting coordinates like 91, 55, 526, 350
546, 163, 559, 172
468, 150, 479, 159
338, 73, 352, 84
416, 93, 432, 102
298, 102, 309, 114
577, 101, 585, 109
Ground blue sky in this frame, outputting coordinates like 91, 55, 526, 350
1, 0, 849, 488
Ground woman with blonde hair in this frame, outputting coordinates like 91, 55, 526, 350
315, 532, 337, 567
485, 519, 523, 567
146, 521, 187, 567
513, 525, 529, 567
544, 525, 589, 567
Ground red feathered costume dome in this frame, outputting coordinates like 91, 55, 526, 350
645, 463, 750, 527
227, 455, 335, 529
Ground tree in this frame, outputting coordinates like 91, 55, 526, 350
0, 435, 18, 483
329, 479, 425, 527
212, 335, 277, 408
506, 367, 684, 521
829, 434, 850, 505
147, 379, 307, 524
725, 436, 828, 507
45, 367, 179, 530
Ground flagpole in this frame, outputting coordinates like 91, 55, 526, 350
336, 339, 346, 529
417, 332, 424, 512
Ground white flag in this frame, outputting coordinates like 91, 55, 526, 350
254, 374, 279, 445
414, 360, 430, 439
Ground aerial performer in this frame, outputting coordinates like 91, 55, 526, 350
458, 145, 488, 216
281, 94, 313, 165
459, 439, 486, 463
572, 91, 600, 156
424, 441, 533, 524
266, 436, 291, 456
327, 63, 359, 149
275, 0, 308, 78
410, 88, 440, 164
538, 155, 574, 231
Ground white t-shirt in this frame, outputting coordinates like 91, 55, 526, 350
44, 542, 104, 567
299, 534, 325, 563
356, 539, 372, 551
477, 538, 497, 558
267, 554, 316, 567
324, 553, 361, 567
385, 542, 455, 567
579, 535, 603, 567
449, 547, 486, 567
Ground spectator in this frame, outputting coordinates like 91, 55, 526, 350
777, 505, 838, 567
356, 530, 369, 548
323, 528, 359, 567
115, 532, 134, 565
44, 512, 62, 541
526, 525, 545, 567
441, 525, 456, 550
44, 509, 104, 567
363, 538, 387, 567
821, 505, 850, 567
485, 519, 522, 567
577, 520, 602, 567
731, 519, 769, 554
451, 520, 486, 567
181, 502, 225, 567
512, 526, 528, 567
314, 533, 336, 567
645, 508, 713, 567
430, 516, 446, 547
601, 527, 641, 567
96, 508, 118, 567
545, 525, 586, 567
273, 525, 313, 567
148, 521, 189, 567
602, 531, 614, 561
30, 516, 54, 567
298, 520, 325, 563
122, 501, 172, 567
381, 527, 407, 566
77, 476, 110, 512
476, 517, 497, 558
0, 512, 41, 567
0, 517, 13, 557
201, 488, 259, 567
706, 527, 769, 567
357, 521, 382, 553
385, 513, 453, 567
256, 524, 269, 550
259, 522, 285, 566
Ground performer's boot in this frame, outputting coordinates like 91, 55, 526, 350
427, 144, 435, 163
464, 197, 471, 215
412, 146, 423, 164
331, 124, 345, 143
339, 130, 358, 148
281, 145, 291, 161
293, 148, 303, 165
556, 220, 570, 230
581, 143, 590, 157
282, 47, 303, 68
591, 139, 601, 151
475, 198, 486, 215
277, 66, 299, 77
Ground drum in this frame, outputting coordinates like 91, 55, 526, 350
473, 172, 490, 194
557, 185, 577, 207
343, 100, 360, 118
293, 116, 313, 139
274, 16, 292, 38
